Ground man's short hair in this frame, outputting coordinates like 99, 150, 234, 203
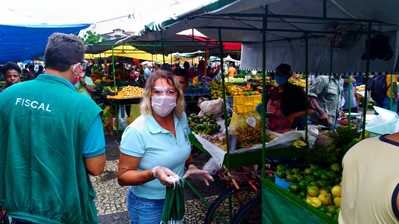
44, 33, 85, 72
3, 62, 21, 75
275, 63, 292, 77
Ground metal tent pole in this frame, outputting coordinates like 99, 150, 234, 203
330, 41, 334, 73
348, 73, 352, 129
362, 22, 372, 139
161, 30, 165, 64
218, 27, 233, 223
261, 5, 268, 181
261, 6, 268, 224
112, 46, 116, 88
304, 33, 309, 144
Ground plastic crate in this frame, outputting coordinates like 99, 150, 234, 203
275, 176, 291, 190
232, 95, 262, 114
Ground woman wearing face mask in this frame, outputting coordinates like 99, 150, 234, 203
118, 70, 213, 224
262, 64, 312, 133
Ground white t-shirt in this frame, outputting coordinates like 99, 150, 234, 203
339, 136, 399, 224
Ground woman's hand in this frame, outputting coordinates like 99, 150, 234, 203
152, 166, 180, 186
183, 165, 214, 186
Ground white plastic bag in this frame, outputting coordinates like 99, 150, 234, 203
118, 105, 128, 130
203, 157, 222, 175
198, 98, 223, 117
366, 106, 399, 135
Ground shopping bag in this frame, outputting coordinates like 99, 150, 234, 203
118, 105, 128, 130
161, 180, 185, 224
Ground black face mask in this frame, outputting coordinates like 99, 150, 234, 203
275, 74, 289, 85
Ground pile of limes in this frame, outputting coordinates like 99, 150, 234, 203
276, 163, 342, 218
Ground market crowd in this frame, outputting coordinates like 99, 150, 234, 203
1, 32, 399, 224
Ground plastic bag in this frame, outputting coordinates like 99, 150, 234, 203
118, 105, 128, 131
198, 98, 223, 118
366, 106, 399, 134
203, 157, 222, 175
228, 112, 261, 148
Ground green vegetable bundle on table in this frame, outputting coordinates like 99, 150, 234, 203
188, 114, 220, 135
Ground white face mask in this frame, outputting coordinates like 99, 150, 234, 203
151, 95, 177, 117
71, 63, 85, 84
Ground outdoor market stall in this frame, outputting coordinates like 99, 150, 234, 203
127, 0, 399, 223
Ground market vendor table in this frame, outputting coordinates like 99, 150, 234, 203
189, 131, 306, 170
105, 96, 142, 105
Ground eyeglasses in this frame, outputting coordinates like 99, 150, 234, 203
152, 87, 177, 96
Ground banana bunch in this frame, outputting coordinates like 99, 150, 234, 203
288, 77, 306, 88
227, 85, 244, 96
117, 86, 144, 98
210, 81, 224, 99
292, 139, 307, 149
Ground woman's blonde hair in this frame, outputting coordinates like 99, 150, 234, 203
140, 69, 185, 118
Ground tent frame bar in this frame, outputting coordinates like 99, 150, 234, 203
191, 13, 394, 25
196, 25, 380, 35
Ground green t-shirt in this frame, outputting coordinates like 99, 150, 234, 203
0, 74, 101, 224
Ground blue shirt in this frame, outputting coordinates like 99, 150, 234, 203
83, 115, 106, 158
40, 73, 105, 158
120, 113, 191, 200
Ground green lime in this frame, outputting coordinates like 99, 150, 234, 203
307, 186, 320, 197
289, 184, 300, 193
327, 205, 337, 214
291, 168, 300, 174
330, 163, 341, 173
276, 170, 286, 178
298, 180, 307, 190
304, 168, 312, 175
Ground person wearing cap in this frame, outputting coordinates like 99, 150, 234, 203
1, 62, 21, 90
0, 33, 106, 224
257, 64, 311, 133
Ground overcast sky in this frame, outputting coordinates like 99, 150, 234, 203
1, 0, 216, 33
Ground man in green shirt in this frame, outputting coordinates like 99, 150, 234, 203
0, 33, 106, 224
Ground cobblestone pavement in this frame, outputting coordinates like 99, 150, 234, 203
92, 160, 221, 224
93, 137, 227, 224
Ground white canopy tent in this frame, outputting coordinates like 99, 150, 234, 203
0, 0, 218, 35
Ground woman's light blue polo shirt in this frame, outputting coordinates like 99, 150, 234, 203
120, 113, 191, 200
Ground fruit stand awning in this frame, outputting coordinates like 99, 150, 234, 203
84, 44, 174, 64
0, 24, 89, 63
130, 0, 399, 72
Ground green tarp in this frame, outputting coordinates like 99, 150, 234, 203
262, 178, 337, 224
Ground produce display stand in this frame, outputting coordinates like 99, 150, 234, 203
194, 6, 390, 224
123, 2, 395, 222
180, 5, 393, 224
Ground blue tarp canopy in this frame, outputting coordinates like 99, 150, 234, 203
0, 24, 89, 63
